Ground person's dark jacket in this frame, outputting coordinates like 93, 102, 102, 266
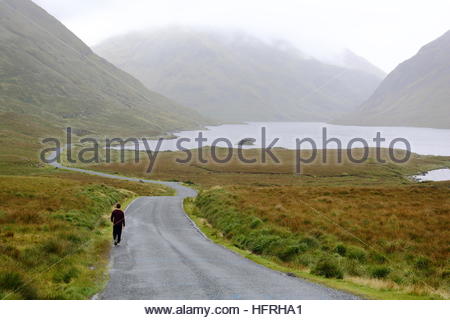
111, 209, 125, 227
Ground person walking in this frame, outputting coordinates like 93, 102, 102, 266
111, 204, 125, 246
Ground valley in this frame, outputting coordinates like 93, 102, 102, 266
72, 145, 450, 299
0, 0, 449, 302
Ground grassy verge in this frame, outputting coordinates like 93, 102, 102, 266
0, 172, 173, 299
184, 186, 449, 300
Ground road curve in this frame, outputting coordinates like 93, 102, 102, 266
49, 155, 357, 299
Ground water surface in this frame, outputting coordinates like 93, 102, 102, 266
131, 122, 450, 156
413, 169, 450, 182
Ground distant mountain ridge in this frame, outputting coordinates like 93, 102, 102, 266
338, 30, 450, 129
0, 0, 206, 140
95, 27, 385, 122
332, 49, 386, 79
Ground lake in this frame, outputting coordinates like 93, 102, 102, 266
131, 122, 450, 156
413, 169, 450, 182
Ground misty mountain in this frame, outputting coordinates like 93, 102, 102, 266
329, 49, 386, 79
338, 30, 450, 129
0, 0, 206, 139
94, 27, 385, 122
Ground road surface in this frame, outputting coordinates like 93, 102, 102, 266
50, 155, 358, 299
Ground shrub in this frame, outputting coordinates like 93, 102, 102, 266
299, 236, 319, 249
248, 234, 281, 255
297, 243, 309, 254
250, 217, 263, 229
232, 234, 248, 249
370, 266, 391, 279
296, 253, 315, 267
42, 239, 65, 255
53, 267, 79, 284
0, 245, 20, 259
311, 257, 343, 279
441, 270, 450, 279
0, 272, 22, 290
15, 212, 45, 224
61, 232, 82, 244
389, 271, 406, 285
335, 244, 347, 256
370, 251, 387, 264
4, 231, 14, 238
346, 246, 367, 262
342, 259, 365, 276
277, 244, 302, 262
0, 272, 37, 299
415, 257, 431, 270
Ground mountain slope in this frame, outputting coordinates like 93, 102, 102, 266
339, 30, 450, 129
333, 49, 386, 79
0, 0, 206, 141
94, 27, 384, 122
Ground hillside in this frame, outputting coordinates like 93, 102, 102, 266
338, 30, 450, 129
94, 27, 384, 122
332, 49, 386, 79
0, 0, 206, 150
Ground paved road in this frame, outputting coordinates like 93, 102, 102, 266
50, 155, 357, 299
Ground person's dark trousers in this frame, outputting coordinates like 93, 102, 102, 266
113, 224, 123, 243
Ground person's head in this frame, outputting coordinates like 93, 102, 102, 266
116, 204, 121, 209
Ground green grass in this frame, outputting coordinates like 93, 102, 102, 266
184, 198, 445, 300
0, 0, 207, 139
0, 173, 173, 299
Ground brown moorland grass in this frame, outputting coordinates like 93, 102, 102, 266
231, 183, 450, 262
3, 133, 449, 299
85, 147, 450, 298
86, 147, 450, 187
192, 182, 450, 298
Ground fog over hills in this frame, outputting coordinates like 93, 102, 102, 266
95, 27, 385, 122
339, 30, 450, 129
327, 49, 387, 79
0, 0, 206, 139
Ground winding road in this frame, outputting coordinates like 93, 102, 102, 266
50, 155, 357, 299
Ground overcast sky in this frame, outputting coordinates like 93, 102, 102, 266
33, 0, 449, 72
